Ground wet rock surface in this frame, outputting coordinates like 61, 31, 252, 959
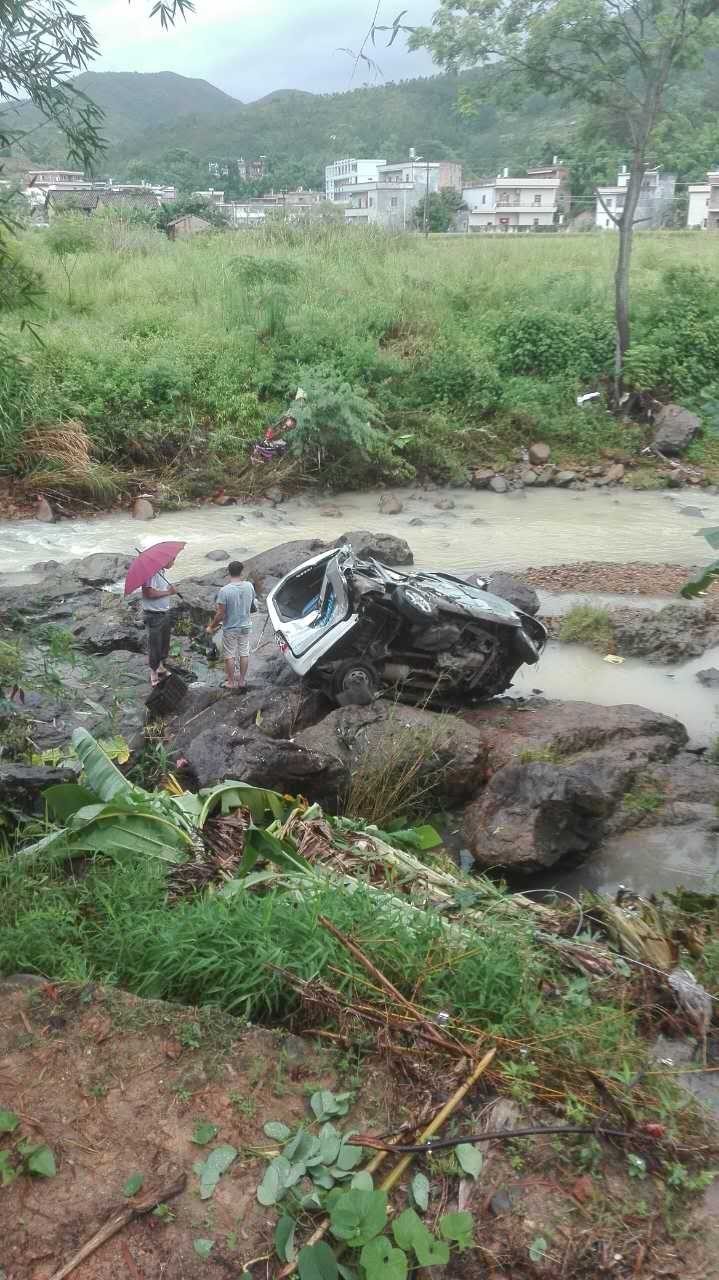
483, 572, 540, 617
611, 601, 719, 663
653, 404, 701, 456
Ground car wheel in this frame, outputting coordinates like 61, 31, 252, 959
332, 659, 379, 703
392, 584, 438, 624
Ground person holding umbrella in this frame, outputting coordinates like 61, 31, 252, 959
124, 540, 185, 687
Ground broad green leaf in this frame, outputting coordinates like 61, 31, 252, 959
284, 1128, 319, 1164
192, 1122, 219, 1146
359, 1237, 407, 1280
337, 1266, 359, 1280
411, 1171, 430, 1211
264, 1120, 292, 1142
43, 783, 97, 822
197, 781, 288, 829
312, 1166, 336, 1190
388, 824, 442, 851
350, 1171, 374, 1191
122, 1172, 144, 1196
257, 1155, 291, 1205
0, 1150, 17, 1186
25, 1145, 57, 1178
196, 1144, 237, 1200
71, 727, 133, 801
318, 1122, 342, 1166
274, 1215, 297, 1264
439, 1211, 474, 1248
529, 1236, 548, 1264
456, 1143, 483, 1180
701, 526, 719, 550
392, 1207, 448, 1264
0, 1109, 19, 1134
239, 826, 312, 877
310, 1090, 352, 1122
334, 1140, 364, 1172
193, 1238, 215, 1259
329, 1188, 388, 1248
297, 1242, 339, 1280
680, 559, 719, 598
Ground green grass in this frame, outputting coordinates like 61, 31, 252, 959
559, 604, 615, 652
3, 222, 719, 495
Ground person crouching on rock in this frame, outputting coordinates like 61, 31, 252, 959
206, 560, 256, 690
142, 558, 178, 686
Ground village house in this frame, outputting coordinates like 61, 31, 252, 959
166, 213, 212, 240
334, 152, 463, 229
45, 188, 161, 218
687, 180, 711, 228
708, 171, 719, 230
325, 158, 386, 202
595, 166, 676, 230
462, 161, 570, 233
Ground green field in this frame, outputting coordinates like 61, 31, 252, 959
3, 222, 719, 500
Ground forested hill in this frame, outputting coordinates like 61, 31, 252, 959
11, 56, 719, 201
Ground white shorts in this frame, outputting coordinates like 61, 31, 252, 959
222, 628, 251, 659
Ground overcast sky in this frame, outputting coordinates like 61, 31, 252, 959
81, 0, 439, 100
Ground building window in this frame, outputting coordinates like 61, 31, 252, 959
533, 193, 542, 205
390, 197, 398, 208
605, 196, 613, 208
533, 218, 540, 226
482, 194, 486, 205
369, 196, 374, 207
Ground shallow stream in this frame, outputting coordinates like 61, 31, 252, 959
3, 485, 719, 895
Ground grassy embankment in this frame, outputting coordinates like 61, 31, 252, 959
1, 223, 719, 505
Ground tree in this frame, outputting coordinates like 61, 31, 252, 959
154, 194, 230, 231
47, 214, 94, 303
410, 0, 719, 396
412, 189, 466, 232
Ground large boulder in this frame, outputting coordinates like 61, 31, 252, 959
611, 602, 719, 664
464, 760, 611, 872
183, 727, 347, 806
333, 530, 413, 565
483, 572, 540, 618
0, 764, 75, 811
172, 682, 331, 756
71, 605, 144, 655
71, 553, 132, 586
653, 404, 701, 456
296, 703, 487, 805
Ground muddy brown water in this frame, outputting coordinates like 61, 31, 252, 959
3, 485, 719, 895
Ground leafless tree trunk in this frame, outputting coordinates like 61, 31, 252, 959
613, 158, 644, 401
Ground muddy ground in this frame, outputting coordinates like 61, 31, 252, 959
1, 980, 718, 1280
525, 562, 719, 597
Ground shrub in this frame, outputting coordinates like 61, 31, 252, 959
411, 345, 504, 416
493, 308, 614, 380
290, 367, 414, 487
559, 605, 614, 652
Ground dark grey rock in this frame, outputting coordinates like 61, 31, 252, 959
696, 668, 719, 688
0, 763, 76, 807
489, 475, 508, 494
184, 727, 347, 806
555, 470, 577, 487
485, 572, 540, 618
653, 404, 701, 456
333, 530, 413, 565
205, 550, 230, 562
612, 602, 719, 664
679, 506, 704, 518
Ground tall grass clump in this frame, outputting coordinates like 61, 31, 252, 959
559, 604, 615, 652
3, 225, 719, 491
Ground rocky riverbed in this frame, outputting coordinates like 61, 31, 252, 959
3, 533, 719, 889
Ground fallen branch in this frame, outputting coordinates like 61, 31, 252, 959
356, 1123, 630, 1154
47, 1173, 186, 1280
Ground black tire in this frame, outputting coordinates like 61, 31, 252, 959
392, 584, 438, 624
331, 659, 379, 702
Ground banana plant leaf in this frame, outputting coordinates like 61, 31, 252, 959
43, 784, 97, 823
679, 559, 719, 599
71, 727, 133, 801
22, 799, 192, 864
698, 526, 719, 551
237, 826, 312, 877
197, 781, 290, 829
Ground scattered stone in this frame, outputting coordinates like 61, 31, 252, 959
205, 550, 230, 562
470, 469, 495, 490
521, 469, 538, 486
0, 764, 75, 810
132, 496, 154, 520
35, 496, 55, 523
471, 518, 487, 526
529, 442, 551, 466
605, 463, 625, 484
696, 668, 719, 688
679, 506, 704, 518
265, 487, 284, 505
489, 476, 508, 494
485, 573, 540, 617
555, 470, 577, 487
378, 493, 403, 515
533, 465, 556, 487
653, 404, 701, 456
490, 1189, 516, 1217
409, 518, 425, 527
434, 497, 455, 511
212, 492, 235, 506
319, 506, 343, 518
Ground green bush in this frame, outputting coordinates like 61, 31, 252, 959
494, 308, 614, 380
290, 367, 414, 487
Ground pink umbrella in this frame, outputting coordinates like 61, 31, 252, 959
124, 541, 186, 596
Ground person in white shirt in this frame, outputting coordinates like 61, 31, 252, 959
141, 558, 178, 686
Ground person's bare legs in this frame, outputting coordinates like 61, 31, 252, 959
236, 655, 249, 688
223, 655, 235, 688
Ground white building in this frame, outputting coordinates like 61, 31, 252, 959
595, 166, 676, 230
325, 158, 386, 202
335, 155, 463, 229
687, 182, 711, 228
463, 163, 570, 233
710, 172, 719, 230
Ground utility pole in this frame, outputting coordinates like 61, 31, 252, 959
423, 160, 430, 237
